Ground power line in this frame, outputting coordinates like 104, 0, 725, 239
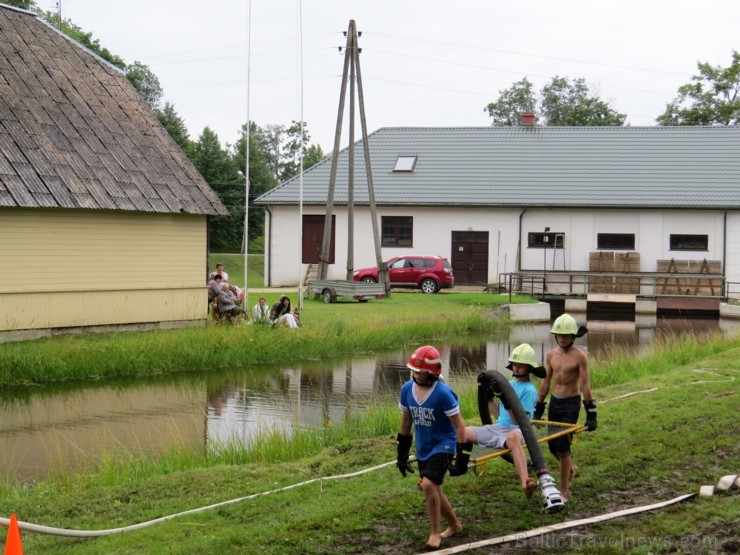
363, 76, 673, 100
367, 32, 691, 78
147, 47, 333, 67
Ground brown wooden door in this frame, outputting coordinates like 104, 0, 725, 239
451, 231, 489, 284
302, 215, 335, 264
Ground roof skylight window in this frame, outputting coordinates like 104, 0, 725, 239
393, 155, 417, 172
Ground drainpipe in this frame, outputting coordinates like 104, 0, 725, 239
266, 206, 273, 287
722, 210, 727, 298
517, 208, 528, 272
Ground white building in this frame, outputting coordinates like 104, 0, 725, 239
255, 125, 740, 298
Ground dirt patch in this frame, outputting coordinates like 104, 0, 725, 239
362, 485, 739, 554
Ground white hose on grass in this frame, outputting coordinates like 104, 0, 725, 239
417, 493, 697, 555
0, 460, 398, 537
599, 367, 736, 404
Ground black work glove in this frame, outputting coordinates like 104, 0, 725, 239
396, 433, 414, 477
448, 441, 473, 477
533, 401, 546, 420
583, 400, 597, 431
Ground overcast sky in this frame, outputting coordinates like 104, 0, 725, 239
57, 0, 739, 151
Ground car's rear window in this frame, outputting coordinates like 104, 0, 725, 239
443, 259, 451, 269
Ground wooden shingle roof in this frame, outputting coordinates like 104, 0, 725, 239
0, 5, 228, 216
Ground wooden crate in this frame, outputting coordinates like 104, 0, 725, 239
615, 276, 640, 294
589, 251, 614, 272
615, 252, 640, 272
588, 276, 613, 294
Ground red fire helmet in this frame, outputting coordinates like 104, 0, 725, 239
406, 345, 443, 377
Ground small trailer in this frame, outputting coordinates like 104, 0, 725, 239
306, 279, 386, 303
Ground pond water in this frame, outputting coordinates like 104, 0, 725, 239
1, 316, 737, 481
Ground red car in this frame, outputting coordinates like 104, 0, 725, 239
353, 255, 454, 294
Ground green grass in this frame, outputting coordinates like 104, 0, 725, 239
208, 252, 264, 289
0, 292, 533, 386
0, 338, 737, 553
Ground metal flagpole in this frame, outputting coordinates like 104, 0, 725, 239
298, 0, 305, 310
243, 0, 252, 312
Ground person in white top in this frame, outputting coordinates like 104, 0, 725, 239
208, 263, 229, 283
252, 297, 270, 324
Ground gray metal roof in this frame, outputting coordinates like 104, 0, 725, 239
0, 5, 228, 216
255, 125, 740, 209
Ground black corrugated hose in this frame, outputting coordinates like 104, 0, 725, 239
477, 370, 565, 513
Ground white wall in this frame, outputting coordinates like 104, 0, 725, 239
725, 212, 740, 298
266, 205, 523, 286
265, 206, 734, 289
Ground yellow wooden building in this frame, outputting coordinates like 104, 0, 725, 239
0, 5, 228, 341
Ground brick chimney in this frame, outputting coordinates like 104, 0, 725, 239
520, 112, 535, 127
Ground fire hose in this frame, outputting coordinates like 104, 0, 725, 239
477, 369, 564, 513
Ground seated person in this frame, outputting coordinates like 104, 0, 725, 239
252, 297, 270, 324
209, 264, 243, 306
229, 283, 245, 307
460, 343, 545, 499
269, 295, 299, 328
217, 283, 245, 320
207, 274, 223, 317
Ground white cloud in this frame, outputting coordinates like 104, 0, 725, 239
64, 0, 740, 150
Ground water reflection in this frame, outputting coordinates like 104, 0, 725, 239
1, 316, 738, 481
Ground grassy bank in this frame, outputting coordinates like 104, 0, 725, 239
208, 253, 265, 289
0, 335, 737, 553
0, 292, 530, 386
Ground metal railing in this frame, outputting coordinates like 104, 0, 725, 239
725, 281, 740, 302
498, 271, 729, 302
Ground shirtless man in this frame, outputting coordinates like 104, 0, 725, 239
534, 313, 597, 502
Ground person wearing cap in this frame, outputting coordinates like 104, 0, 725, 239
460, 343, 544, 499
535, 313, 597, 502
396, 345, 468, 550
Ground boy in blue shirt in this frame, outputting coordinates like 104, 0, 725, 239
463, 343, 545, 499
396, 345, 469, 550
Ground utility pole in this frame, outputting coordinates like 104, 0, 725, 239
318, 20, 389, 295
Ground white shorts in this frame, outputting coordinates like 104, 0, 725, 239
470, 425, 523, 449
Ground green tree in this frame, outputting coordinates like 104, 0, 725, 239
233, 123, 277, 247
485, 76, 626, 126
193, 128, 242, 251
253, 124, 283, 180
303, 143, 325, 171
156, 102, 192, 155
252, 121, 323, 182
4, 0, 35, 9
485, 78, 536, 125
657, 51, 740, 126
126, 61, 163, 110
540, 76, 626, 126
